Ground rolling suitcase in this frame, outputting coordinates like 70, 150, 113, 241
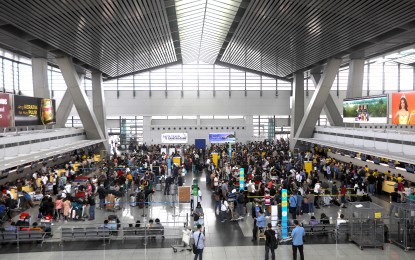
114, 197, 121, 210
137, 191, 145, 209
156, 183, 161, 191
130, 194, 137, 207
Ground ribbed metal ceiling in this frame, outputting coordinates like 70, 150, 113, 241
0, 0, 177, 77
220, 0, 415, 77
175, 0, 241, 64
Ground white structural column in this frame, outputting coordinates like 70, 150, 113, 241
346, 59, 365, 98
56, 56, 104, 140
143, 116, 152, 143
32, 58, 50, 98
92, 71, 108, 140
310, 69, 344, 126
290, 72, 304, 138
292, 58, 342, 148
245, 115, 253, 140
55, 88, 74, 127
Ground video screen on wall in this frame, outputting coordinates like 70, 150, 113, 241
14, 95, 56, 126
343, 95, 388, 124
209, 132, 236, 143
391, 91, 415, 125
0, 93, 12, 127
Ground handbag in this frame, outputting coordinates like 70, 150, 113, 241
193, 232, 202, 254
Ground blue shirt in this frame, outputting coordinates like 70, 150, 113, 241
193, 230, 205, 249
256, 215, 266, 228
289, 195, 297, 207
292, 226, 305, 246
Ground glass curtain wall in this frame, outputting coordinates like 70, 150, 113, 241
1, 47, 414, 142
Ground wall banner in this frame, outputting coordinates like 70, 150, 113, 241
161, 133, 188, 144
0, 93, 12, 127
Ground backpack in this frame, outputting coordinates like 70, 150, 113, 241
269, 230, 279, 249
238, 193, 245, 204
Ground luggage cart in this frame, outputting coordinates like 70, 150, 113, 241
172, 228, 192, 253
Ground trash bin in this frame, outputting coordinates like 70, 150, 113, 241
130, 194, 137, 207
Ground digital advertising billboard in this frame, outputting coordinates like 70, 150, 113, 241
0, 93, 12, 127
343, 95, 388, 124
209, 132, 236, 143
391, 91, 415, 125
14, 95, 56, 126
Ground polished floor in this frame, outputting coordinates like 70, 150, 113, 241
2, 243, 415, 260
2, 169, 415, 260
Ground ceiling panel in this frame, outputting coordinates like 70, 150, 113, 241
0, 0, 177, 77
220, 0, 415, 77
176, 0, 241, 64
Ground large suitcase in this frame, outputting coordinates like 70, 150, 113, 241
130, 194, 137, 207
114, 197, 121, 210
106, 194, 115, 210
137, 192, 145, 209
156, 184, 161, 191
169, 184, 176, 195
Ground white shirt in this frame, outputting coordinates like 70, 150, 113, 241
314, 183, 321, 193
214, 177, 219, 187
6, 190, 14, 200
65, 184, 71, 194
42, 175, 48, 185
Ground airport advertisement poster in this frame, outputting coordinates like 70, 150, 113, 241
161, 133, 188, 143
0, 93, 12, 127
391, 91, 415, 125
343, 95, 388, 123
14, 95, 56, 126
208, 132, 236, 143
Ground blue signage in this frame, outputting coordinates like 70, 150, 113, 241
209, 132, 236, 143
167, 158, 171, 175
239, 168, 244, 191
281, 189, 288, 238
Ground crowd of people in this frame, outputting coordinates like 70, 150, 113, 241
198, 139, 414, 242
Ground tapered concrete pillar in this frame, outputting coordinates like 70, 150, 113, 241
346, 59, 365, 98
32, 58, 50, 98
56, 56, 104, 140
92, 71, 108, 140
56, 88, 74, 127
310, 68, 343, 126
292, 58, 342, 149
290, 72, 304, 138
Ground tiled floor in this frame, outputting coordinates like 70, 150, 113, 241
2, 169, 415, 259
2, 244, 415, 260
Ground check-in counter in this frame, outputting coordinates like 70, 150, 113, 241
382, 180, 396, 193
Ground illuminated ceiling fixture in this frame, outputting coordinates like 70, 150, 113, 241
175, 0, 242, 64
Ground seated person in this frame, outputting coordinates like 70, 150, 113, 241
34, 222, 52, 236
309, 216, 320, 225
320, 213, 330, 224
3, 221, 17, 231
154, 218, 165, 238
193, 202, 204, 222
336, 214, 348, 228
256, 210, 266, 233
102, 220, 112, 229
135, 220, 141, 228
